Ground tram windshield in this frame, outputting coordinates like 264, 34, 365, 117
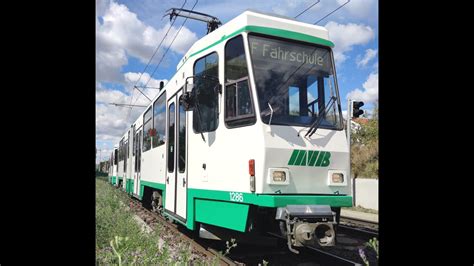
248, 34, 343, 130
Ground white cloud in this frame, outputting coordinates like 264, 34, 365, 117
325, 21, 374, 65
272, 0, 321, 16
96, 0, 198, 83
96, 71, 167, 143
338, 0, 375, 19
356, 48, 377, 68
346, 72, 378, 103
96, 0, 110, 17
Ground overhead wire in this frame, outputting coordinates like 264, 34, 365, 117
142, 0, 199, 89
294, 0, 320, 19
124, 0, 188, 121
314, 0, 350, 25
127, 0, 198, 119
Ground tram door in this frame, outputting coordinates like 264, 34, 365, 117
165, 89, 187, 221
134, 128, 142, 197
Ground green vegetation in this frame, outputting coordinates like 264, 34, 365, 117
96, 179, 212, 265
359, 237, 379, 265
351, 101, 378, 179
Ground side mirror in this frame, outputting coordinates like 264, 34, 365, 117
181, 91, 194, 111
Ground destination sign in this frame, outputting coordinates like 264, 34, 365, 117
249, 36, 331, 73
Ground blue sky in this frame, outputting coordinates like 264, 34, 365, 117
96, 0, 378, 163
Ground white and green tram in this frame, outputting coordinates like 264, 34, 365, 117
112, 10, 351, 252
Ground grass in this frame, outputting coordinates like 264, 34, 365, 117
342, 205, 378, 214
96, 178, 214, 265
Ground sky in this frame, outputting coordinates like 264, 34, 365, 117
96, 0, 378, 163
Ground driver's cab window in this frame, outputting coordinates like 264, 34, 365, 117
224, 35, 255, 128
193, 52, 219, 133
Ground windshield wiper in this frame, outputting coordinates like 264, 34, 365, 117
304, 96, 337, 138
267, 102, 274, 126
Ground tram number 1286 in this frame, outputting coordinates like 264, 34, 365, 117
229, 192, 243, 202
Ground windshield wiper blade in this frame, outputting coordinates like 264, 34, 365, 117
304, 96, 337, 138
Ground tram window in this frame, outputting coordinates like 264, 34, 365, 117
193, 52, 219, 133
119, 139, 124, 161
225, 35, 248, 82
224, 35, 255, 128
132, 127, 136, 156
114, 149, 118, 165
152, 92, 166, 148
178, 96, 186, 173
224, 77, 256, 127
143, 107, 152, 152
127, 131, 129, 159
168, 103, 175, 172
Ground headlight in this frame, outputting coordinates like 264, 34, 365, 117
267, 168, 290, 185
331, 173, 344, 183
273, 171, 286, 182
328, 170, 347, 186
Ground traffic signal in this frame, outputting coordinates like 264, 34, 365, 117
352, 101, 364, 118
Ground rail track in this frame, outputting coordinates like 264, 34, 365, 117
127, 196, 237, 265
339, 216, 378, 242
118, 187, 372, 265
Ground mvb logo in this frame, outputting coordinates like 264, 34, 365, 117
288, 150, 331, 167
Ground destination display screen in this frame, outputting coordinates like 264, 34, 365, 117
248, 35, 332, 74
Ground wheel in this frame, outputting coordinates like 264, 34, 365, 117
151, 191, 162, 214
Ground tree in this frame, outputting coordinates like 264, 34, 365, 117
351, 102, 378, 178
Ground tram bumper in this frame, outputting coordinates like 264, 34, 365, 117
276, 205, 336, 253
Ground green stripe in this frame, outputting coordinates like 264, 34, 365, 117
294, 150, 306, 165
245, 25, 334, 47
287, 150, 299, 165
140, 181, 350, 231
185, 188, 351, 230
308, 151, 319, 166
298, 151, 307, 166
195, 199, 249, 232
177, 25, 334, 72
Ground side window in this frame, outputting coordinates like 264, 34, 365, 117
225, 35, 248, 82
167, 103, 175, 172
143, 107, 152, 152
124, 139, 128, 171
132, 127, 136, 156
224, 35, 255, 127
193, 52, 219, 133
119, 139, 124, 161
114, 149, 118, 165
127, 131, 130, 159
178, 95, 186, 173
152, 92, 166, 148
